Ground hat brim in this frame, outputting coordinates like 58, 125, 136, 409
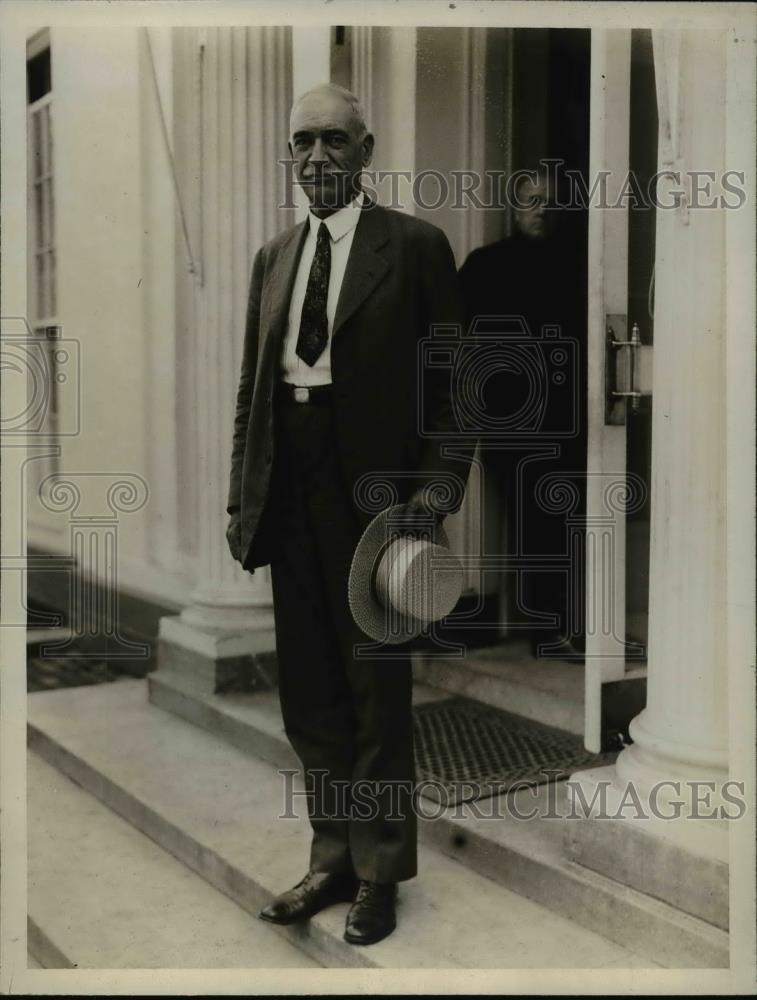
348, 504, 452, 645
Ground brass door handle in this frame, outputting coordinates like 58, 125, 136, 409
606, 316, 646, 424
610, 322, 642, 410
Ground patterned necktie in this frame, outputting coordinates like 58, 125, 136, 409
296, 221, 331, 367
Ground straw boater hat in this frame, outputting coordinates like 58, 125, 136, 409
348, 504, 464, 644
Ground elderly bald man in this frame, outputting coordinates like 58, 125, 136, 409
226, 83, 470, 946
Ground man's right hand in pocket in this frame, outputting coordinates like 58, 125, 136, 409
226, 511, 242, 563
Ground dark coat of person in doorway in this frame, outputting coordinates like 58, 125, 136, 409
459, 171, 588, 659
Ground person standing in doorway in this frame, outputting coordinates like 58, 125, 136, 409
460, 169, 588, 660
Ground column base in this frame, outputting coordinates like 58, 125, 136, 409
564, 765, 729, 932
180, 592, 276, 632
154, 613, 278, 695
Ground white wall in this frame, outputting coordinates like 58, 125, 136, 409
28, 27, 191, 605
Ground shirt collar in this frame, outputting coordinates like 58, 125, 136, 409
308, 189, 366, 243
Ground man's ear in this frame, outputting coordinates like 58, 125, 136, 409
361, 132, 375, 167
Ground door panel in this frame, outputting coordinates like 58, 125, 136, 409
625, 29, 658, 655
584, 29, 637, 752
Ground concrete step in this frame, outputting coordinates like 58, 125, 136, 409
27, 750, 319, 969
147, 667, 728, 969
412, 640, 585, 736
28, 680, 659, 970
27, 626, 73, 647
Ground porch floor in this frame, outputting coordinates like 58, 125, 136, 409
28, 680, 662, 971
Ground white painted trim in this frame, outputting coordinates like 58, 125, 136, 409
724, 20, 757, 973
25, 27, 49, 62
27, 90, 52, 116
583, 28, 632, 753
0, 13, 30, 964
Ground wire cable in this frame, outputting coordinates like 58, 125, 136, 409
143, 27, 200, 281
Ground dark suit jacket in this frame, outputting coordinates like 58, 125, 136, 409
227, 199, 473, 570
459, 226, 587, 337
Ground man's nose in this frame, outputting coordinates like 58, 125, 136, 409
310, 137, 328, 164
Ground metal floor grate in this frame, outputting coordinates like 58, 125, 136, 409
413, 696, 612, 804
27, 651, 121, 693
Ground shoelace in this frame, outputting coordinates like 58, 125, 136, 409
354, 881, 392, 908
294, 870, 321, 891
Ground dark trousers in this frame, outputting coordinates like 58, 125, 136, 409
267, 389, 417, 884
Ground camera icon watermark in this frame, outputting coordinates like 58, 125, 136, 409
2, 316, 148, 663
419, 316, 580, 442
0, 316, 80, 436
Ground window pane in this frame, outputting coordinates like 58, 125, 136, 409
34, 184, 44, 250
27, 48, 51, 104
41, 179, 51, 247
47, 177, 55, 246
48, 106, 54, 173
41, 105, 50, 176
36, 253, 47, 318
48, 250, 56, 316
32, 110, 42, 179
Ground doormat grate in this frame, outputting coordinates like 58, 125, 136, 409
27, 652, 121, 693
413, 696, 614, 805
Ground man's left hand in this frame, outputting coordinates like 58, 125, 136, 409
405, 488, 446, 527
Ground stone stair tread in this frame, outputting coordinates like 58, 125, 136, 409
411, 642, 585, 737
147, 670, 728, 969
27, 750, 319, 969
460, 646, 584, 702
28, 680, 655, 970
434, 643, 586, 699
151, 667, 569, 863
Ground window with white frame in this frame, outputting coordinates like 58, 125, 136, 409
27, 33, 60, 486
28, 41, 57, 327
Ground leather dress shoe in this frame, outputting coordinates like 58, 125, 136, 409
344, 880, 397, 945
259, 870, 357, 925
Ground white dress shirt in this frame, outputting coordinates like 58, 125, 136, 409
280, 189, 366, 386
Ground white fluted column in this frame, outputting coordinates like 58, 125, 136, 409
291, 26, 330, 222
180, 26, 292, 632
615, 30, 729, 801
365, 27, 416, 207
351, 27, 373, 129
157, 27, 292, 687
565, 33, 734, 933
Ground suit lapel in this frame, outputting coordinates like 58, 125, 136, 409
332, 200, 391, 337
263, 220, 309, 349
262, 199, 391, 355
